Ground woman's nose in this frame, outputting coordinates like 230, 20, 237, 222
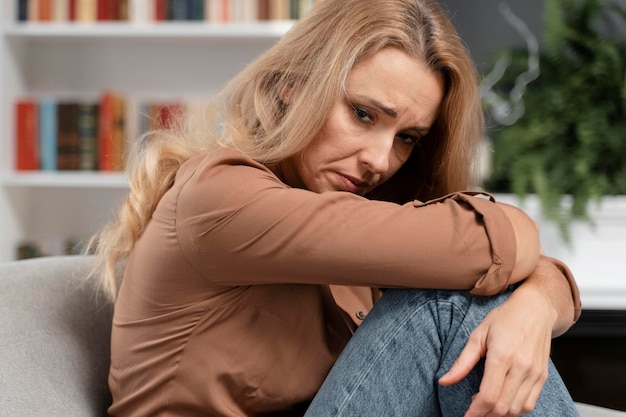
359, 133, 393, 175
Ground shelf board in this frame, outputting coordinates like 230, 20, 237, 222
1, 171, 129, 188
1, 21, 294, 41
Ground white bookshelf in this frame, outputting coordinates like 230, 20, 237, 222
1, 171, 128, 188
0, 3, 291, 261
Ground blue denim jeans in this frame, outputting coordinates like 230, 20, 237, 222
304, 287, 579, 416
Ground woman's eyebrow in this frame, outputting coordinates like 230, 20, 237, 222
369, 99, 431, 133
352, 93, 432, 132
368, 99, 398, 118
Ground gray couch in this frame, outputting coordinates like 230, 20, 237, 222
0, 255, 624, 417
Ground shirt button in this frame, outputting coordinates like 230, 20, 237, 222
356, 310, 367, 320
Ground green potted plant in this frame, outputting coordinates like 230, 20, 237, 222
483, 0, 626, 242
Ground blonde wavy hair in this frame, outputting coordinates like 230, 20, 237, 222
90, 0, 484, 301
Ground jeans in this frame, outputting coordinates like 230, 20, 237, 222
304, 287, 579, 416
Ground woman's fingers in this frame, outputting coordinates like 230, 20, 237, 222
466, 349, 548, 417
439, 329, 486, 386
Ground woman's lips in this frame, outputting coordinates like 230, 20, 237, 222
338, 173, 370, 194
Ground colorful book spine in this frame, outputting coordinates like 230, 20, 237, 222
78, 102, 100, 171
290, 0, 299, 20
39, 99, 58, 171
128, 0, 154, 22
98, 92, 126, 171
98, 92, 115, 171
154, 0, 168, 20
17, 0, 29, 21
168, 0, 188, 20
97, 0, 119, 21
111, 94, 127, 171
75, 0, 97, 22
15, 99, 39, 171
56, 102, 81, 170
257, 0, 270, 20
53, 0, 69, 21
118, 0, 129, 20
269, 0, 289, 21
69, 0, 77, 20
188, 0, 205, 20
28, 0, 40, 21
38, 0, 53, 21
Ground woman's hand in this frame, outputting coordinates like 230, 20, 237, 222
438, 258, 575, 417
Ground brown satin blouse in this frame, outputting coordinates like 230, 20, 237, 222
108, 148, 580, 416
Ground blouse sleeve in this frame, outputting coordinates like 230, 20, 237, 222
175, 152, 518, 296
414, 191, 517, 296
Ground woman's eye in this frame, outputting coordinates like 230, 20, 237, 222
397, 133, 420, 146
352, 106, 373, 123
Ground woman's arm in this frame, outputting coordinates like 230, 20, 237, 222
519, 257, 579, 336
177, 152, 523, 293
495, 202, 541, 283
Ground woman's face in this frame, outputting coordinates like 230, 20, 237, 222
280, 47, 445, 196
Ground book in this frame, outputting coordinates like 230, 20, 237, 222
39, 99, 58, 171
169, 0, 188, 20
15, 99, 39, 171
242, 0, 259, 22
53, 0, 69, 21
269, 0, 290, 21
39, 0, 54, 21
97, 0, 118, 20
229, 0, 242, 22
118, 0, 129, 20
17, 0, 29, 21
207, 0, 229, 22
290, 0, 299, 19
76, 0, 97, 22
128, 0, 153, 22
230, 0, 256, 22
258, 0, 270, 20
28, 0, 40, 21
154, 0, 168, 20
77, 102, 99, 170
98, 92, 115, 171
56, 102, 81, 170
188, 0, 205, 20
111, 94, 127, 170
98, 92, 126, 171
69, 0, 77, 20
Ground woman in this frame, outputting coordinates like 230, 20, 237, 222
92, 0, 582, 415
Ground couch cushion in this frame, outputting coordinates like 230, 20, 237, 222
576, 402, 626, 417
0, 255, 112, 417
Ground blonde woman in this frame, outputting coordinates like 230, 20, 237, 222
93, 0, 581, 415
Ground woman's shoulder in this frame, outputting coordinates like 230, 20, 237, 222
173, 147, 287, 212
178, 147, 277, 186
183, 147, 263, 171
